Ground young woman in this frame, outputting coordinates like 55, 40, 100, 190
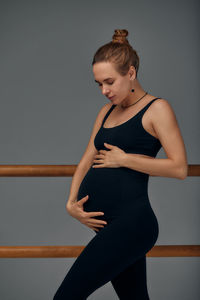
53, 29, 188, 299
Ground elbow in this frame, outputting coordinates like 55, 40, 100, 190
177, 164, 188, 180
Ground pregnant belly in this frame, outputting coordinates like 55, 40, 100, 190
77, 166, 149, 217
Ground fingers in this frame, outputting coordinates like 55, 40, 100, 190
86, 219, 107, 233
87, 219, 107, 225
77, 195, 89, 206
87, 224, 104, 232
80, 195, 89, 203
87, 223, 106, 230
89, 226, 100, 232
88, 225, 102, 231
85, 211, 105, 217
78, 195, 107, 232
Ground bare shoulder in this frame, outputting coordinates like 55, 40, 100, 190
76, 102, 113, 169
94, 102, 113, 125
90, 102, 113, 135
151, 98, 173, 110
151, 98, 170, 108
99, 102, 113, 116
150, 97, 181, 141
150, 98, 177, 120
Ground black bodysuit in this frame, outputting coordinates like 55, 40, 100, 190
53, 97, 162, 299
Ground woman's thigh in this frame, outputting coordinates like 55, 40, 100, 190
53, 212, 157, 299
111, 255, 150, 299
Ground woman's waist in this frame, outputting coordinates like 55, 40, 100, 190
82, 167, 148, 189
88, 166, 149, 180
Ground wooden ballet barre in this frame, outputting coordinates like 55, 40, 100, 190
0, 164, 199, 177
0, 165, 76, 177
0, 164, 199, 259
0, 245, 199, 258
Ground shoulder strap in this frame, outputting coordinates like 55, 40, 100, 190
101, 98, 161, 126
101, 104, 116, 126
140, 97, 162, 114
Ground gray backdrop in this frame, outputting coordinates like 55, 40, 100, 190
0, 0, 199, 299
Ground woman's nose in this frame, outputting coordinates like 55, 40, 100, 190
102, 87, 110, 96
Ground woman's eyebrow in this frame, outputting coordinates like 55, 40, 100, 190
94, 77, 113, 83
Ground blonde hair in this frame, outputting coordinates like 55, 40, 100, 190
92, 29, 140, 78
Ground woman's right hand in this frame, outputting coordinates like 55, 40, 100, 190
66, 195, 107, 232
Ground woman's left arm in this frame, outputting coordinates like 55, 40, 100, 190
121, 99, 188, 179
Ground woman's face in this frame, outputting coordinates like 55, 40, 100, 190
93, 62, 135, 104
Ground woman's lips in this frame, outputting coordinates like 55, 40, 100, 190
108, 96, 115, 100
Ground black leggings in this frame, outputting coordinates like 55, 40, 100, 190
52, 209, 157, 299
53, 255, 149, 299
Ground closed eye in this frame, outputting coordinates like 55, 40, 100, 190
98, 82, 114, 87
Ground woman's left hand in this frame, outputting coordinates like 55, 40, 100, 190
92, 142, 126, 168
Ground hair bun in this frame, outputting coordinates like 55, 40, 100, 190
112, 29, 129, 44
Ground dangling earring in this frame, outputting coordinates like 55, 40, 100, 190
131, 75, 135, 92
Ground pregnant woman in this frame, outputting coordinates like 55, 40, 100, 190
53, 29, 188, 299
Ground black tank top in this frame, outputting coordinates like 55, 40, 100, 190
94, 98, 162, 157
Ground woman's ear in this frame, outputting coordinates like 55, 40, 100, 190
129, 65, 136, 80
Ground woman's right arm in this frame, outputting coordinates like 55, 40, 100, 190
66, 102, 112, 210
66, 164, 91, 209
65, 104, 112, 231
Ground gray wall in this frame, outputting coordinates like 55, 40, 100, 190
0, 0, 199, 299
